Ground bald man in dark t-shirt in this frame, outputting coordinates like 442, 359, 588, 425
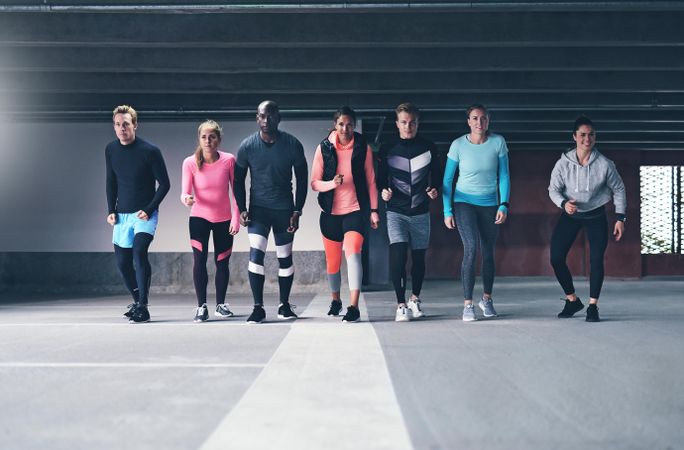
234, 101, 308, 323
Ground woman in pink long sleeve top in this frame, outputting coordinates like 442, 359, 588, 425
181, 120, 240, 322
310, 106, 379, 323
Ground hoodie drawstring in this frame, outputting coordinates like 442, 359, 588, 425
586, 165, 590, 191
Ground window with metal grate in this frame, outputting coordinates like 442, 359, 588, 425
640, 166, 683, 254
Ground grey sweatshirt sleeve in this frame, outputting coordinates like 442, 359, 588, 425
606, 160, 627, 215
548, 159, 567, 208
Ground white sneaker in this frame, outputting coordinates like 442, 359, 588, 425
194, 303, 209, 322
407, 298, 424, 319
395, 304, 410, 322
215, 303, 234, 318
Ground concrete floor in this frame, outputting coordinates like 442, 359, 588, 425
0, 278, 682, 450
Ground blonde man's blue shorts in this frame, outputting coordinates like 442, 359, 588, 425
112, 211, 159, 248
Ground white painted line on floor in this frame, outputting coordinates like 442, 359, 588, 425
0, 362, 265, 368
0, 322, 292, 327
199, 293, 413, 450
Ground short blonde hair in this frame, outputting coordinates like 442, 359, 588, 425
395, 102, 420, 119
112, 105, 138, 124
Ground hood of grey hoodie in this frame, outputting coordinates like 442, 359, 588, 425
548, 147, 626, 213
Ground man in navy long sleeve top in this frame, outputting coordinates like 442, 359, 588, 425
105, 105, 170, 323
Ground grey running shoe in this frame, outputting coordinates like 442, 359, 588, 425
478, 297, 498, 317
214, 303, 234, 318
462, 304, 477, 322
194, 303, 209, 322
407, 298, 424, 319
395, 304, 410, 322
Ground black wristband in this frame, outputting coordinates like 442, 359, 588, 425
370, 209, 379, 213
560, 200, 568, 210
499, 202, 510, 208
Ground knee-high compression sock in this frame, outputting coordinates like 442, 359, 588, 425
275, 232, 294, 304
191, 240, 209, 306
114, 244, 139, 302
247, 223, 268, 306
132, 233, 153, 305
410, 249, 426, 297
389, 242, 408, 303
343, 231, 364, 291
322, 236, 343, 293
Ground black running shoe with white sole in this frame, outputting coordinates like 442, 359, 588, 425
342, 305, 360, 323
247, 305, 266, 324
327, 299, 343, 316
129, 304, 150, 323
277, 302, 298, 320
123, 303, 137, 318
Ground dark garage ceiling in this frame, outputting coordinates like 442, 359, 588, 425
2, 1, 684, 151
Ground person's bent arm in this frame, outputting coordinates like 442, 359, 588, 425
497, 153, 510, 215
234, 164, 248, 214
310, 145, 337, 192
227, 158, 240, 234
180, 159, 194, 206
143, 148, 170, 217
442, 157, 458, 217
105, 147, 118, 216
548, 160, 567, 209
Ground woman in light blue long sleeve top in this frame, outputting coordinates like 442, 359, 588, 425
442, 104, 511, 321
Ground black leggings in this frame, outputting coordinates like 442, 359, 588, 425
389, 243, 426, 303
114, 232, 153, 305
550, 212, 608, 299
189, 217, 234, 307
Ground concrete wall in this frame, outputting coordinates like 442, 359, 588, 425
0, 118, 335, 252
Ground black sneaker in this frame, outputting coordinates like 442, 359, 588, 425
247, 305, 266, 324
586, 304, 600, 322
342, 305, 360, 323
327, 299, 343, 316
123, 303, 136, 318
129, 304, 150, 323
557, 297, 584, 318
277, 302, 298, 320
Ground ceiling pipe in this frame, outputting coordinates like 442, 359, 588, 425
2, 2, 684, 13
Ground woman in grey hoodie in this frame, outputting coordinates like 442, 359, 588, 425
548, 116, 626, 322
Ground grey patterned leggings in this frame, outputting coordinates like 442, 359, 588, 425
454, 203, 500, 300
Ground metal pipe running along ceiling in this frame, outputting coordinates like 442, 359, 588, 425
3, 1, 684, 14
